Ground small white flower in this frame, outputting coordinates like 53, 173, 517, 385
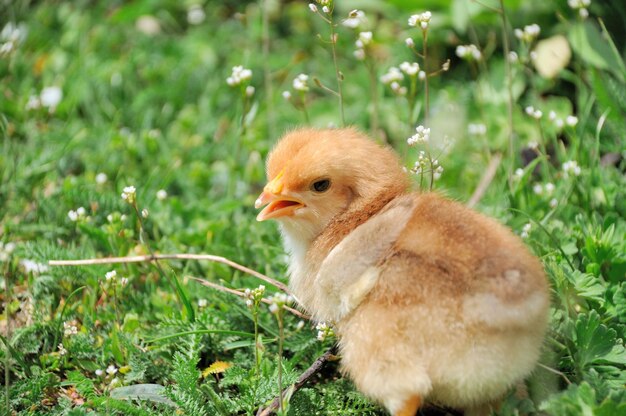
565, 115, 578, 127
555, 119, 564, 129
530, 51, 538, 61
521, 223, 532, 238
95, 369, 104, 376
105, 270, 117, 281
342, 10, 366, 29
405, 37, 414, 48
407, 125, 430, 146
20, 259, 49, 274
353, 49, 365, 60
121, 185, 136, 203
468, 123, 487, 136
579, 8, 589, 18
433, 165, 444, 180
322, 6, 329, 13
292, 73, 309, 92
120, 277, 129, 286
358, 31, 372, 46
106, 365, 118, 375
533, 184, 543, 195
514, 168, 524, 179
296, 320, 305, 330
399, 61, 420, 76
562, 160, 582, 177
68, 210, 78, 221
549, 198, 558, 208
455, 44, 482, 61
226, 65, 253, 87
268, 303, 279, 314
95, 173, 108, 184
528, 141, 539, 150
508, 51, 518, 63
156, 189, 167, 200
198, 298, 208, 308
409, 11, 432, 30
380, 67, 404, 84
40, 86, 62, 109
545, 183, 555, 195
515, 24, 540, 42
76, 207, 86, 217
525, 106, 535, 116
245, 299, 253, 307
187, 5, 206, 25
107, 214, 114, 223
58, 343, 67, 356
308, 3, 317, 13
245, 85, 255, 97
533, 110, 543, 119
282, 90, 292, 100
63, 321, 78, 336
110, 377, 120, 386
418, 71, 426, 81
548, 111, 557, 121
141, 208, 149, 218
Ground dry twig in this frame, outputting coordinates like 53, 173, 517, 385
48, 253, 291, 296
257, 348, 337, 416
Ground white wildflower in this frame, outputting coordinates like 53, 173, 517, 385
156, 189, 167, 200
20, 259, 49, 274
292, 73, 309, 92
187, 5, 206, 25
533, 184, 543, 195
282, 90, 292, 100
58, 343, 67, 356
549, 198, 558, 208
565, 115, 578, 127
245, 85, 255, 97
198, 298, 208, 308
555, 119, 564, 129
468, 123, 487, 136
63, 321, 78, 336
95, 173, 108, 184
408, 11, 432, 30
399, 61, 420, 76
407, 125, 430, 146
514, 168, 524, 179
433, 165, 444, 180
141, 208, 149, 218
358, 31, 372, 46
136, 15, 161, 35
562, 160, 582, 177
296, 320, 305, 330
25, 95, 41, 110
322, 6, 330, 13
267, 293, 293, 314
455, 44, 482, 61
226, 65, 252, 87
106, 365, 118, 376
68, 210, 79, 222
548, 111, 557, 121
107, 214, 114, 223
120, 277, 129, 286
308, 3, 317, 13
121, 185, 136, 203
405, 37, 415, 48
76, 207, 86, 217
105, 270, 117, 281
545, 183, 555, 195
40, 86, 62, 110
95, 369, 104, 376
515, 24, 540, 42
418, 71, 426, 81
342, 10, 366, 29
508, 51, 518, 63
380, 67, 403, 84
521, 223, 532, 238
315, 321, 335, 341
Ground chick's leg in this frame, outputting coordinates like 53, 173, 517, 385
394, 395, 421, 416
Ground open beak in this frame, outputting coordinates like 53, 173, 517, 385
255, 170, 305, 221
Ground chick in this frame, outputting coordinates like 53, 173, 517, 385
255, 128, 550, 416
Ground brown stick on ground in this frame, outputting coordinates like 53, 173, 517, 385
257, 348, 337, 416
48, 253, 292, 296
467, 153, 502, 208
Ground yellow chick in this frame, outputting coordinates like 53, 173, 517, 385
255, 128, 550, 416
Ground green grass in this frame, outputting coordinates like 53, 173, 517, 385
1, 0, 625, 415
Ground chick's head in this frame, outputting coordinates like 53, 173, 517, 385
255, 128, 408, 241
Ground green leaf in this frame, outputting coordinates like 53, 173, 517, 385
569, 22, 622, 77
573, 311, 622, 370
110, 384, 176, 406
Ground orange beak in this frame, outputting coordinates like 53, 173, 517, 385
255, 169, 305, 221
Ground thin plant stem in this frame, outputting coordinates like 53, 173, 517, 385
4, 264, 10, 412
328, 18, 345, 126
261, 0, 276, 139
422, 29, 429, 123
277, 311, 285, 414
498, 0, 515, 188
366, 59, 380, 137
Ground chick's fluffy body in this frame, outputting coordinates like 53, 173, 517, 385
262, 128, 550, 415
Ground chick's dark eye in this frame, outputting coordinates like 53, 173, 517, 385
312, 179, 331, 193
